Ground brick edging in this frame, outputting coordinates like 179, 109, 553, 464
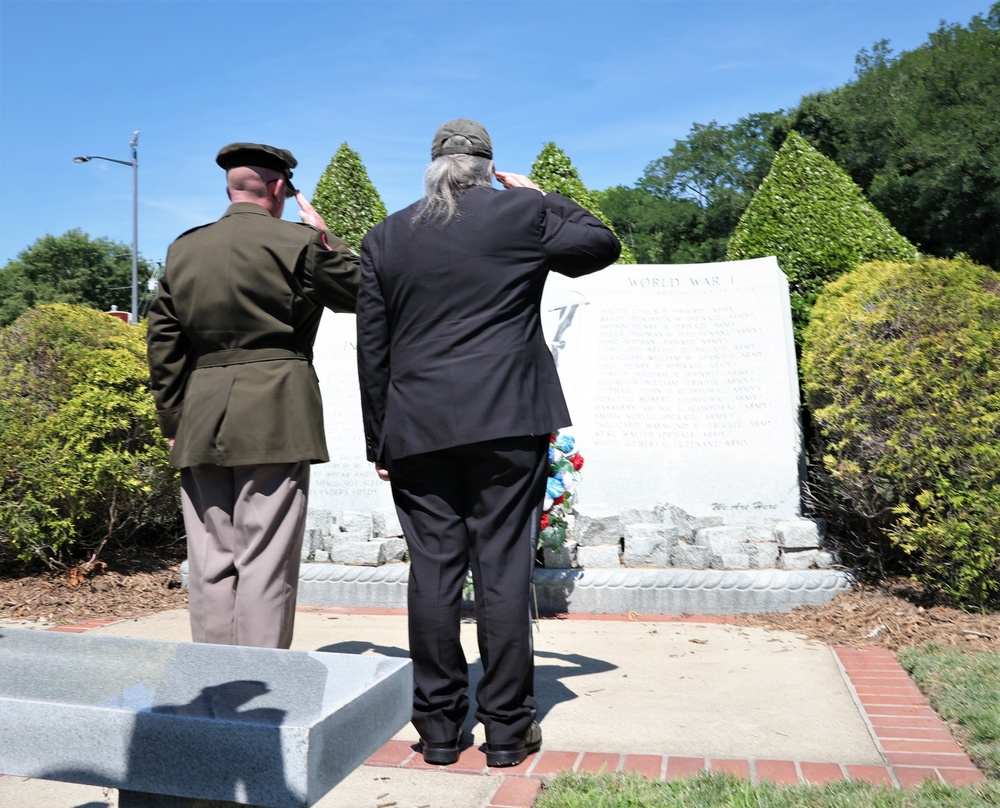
835, 646, 986, 789
360, 643, 987, 807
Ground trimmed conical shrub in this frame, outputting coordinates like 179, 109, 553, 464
727, 131, 918, 341
312, 143, 387, 254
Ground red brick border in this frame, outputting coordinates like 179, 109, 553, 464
835, 646, 987, 789
357, 638, 988, 807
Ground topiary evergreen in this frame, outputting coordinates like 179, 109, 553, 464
726, 130, 918, 342
0, 304, 181, 569
311, 142, 387, 254
801, 256, 1000, 608
529, 142, 636, 263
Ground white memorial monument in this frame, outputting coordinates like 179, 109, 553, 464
311, 256, 803, 526
540, 255, 804, 524
292, 257, 850, 613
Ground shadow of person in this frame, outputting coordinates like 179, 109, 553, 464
316, 641, 409, 659
122, 679, 299, 808
533, 649, 618, 722
454, 647, 617, 737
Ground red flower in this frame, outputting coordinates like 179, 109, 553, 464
540, 513, 549, 530
571, 453, 585, 471
553, 494, 565, 507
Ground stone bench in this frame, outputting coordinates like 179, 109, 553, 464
0, 627, 411, 807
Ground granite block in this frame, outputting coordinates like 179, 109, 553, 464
0, 628, 411, 808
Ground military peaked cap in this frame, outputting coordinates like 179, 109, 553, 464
216, 142, 297, 175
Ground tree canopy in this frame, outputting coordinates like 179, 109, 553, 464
0, 230, 153, 328
786, 3, 1000, 269
595, 186, 705, 264
624, 112, 784, 263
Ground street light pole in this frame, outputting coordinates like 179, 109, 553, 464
74, 130, 140, 324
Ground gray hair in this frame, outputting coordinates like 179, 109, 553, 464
412, 150, 494, 225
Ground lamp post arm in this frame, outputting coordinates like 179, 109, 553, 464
73, 129, 140, 324
74, 155, 134, 167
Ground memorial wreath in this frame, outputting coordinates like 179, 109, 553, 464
539, 430, 584, 551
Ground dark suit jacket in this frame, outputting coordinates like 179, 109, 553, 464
356, 187, 621, 464
147, 202, 360, 468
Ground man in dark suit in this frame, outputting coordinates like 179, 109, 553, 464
147, 142, 360, 649
356, 119, 620, 767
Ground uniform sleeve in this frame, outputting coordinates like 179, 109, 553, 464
145, 270, 193, 439
538, 192, 622, 277
303, 229, 362, 313
355, 230, 391, 463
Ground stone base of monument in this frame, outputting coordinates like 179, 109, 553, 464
222, 500, 856, 615
181, 562, 853, 615
529, 567, 854, 614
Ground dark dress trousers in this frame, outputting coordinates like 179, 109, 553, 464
357, 187, 620, 744
147, 202, 360, 648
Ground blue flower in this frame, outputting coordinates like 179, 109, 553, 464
548, 446, 556, 463
546, 475, 565, 499
554, 433, 575, 453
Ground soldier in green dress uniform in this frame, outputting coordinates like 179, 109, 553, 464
147, 142, 361, 648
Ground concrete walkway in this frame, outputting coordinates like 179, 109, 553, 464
0, 606, 987, 808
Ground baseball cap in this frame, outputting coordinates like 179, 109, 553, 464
431, 119, 493, 160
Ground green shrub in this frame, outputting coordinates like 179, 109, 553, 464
727, 131, 918, 343
0, 304, 181, 569
311, 142, 387, 254
529, 142, 636, 264
801, 257, 1000, 607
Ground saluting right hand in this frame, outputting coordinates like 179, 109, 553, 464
296, 191, 329, 230
495, 171, 544, 194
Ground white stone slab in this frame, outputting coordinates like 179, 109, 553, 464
0, 628, 411, 808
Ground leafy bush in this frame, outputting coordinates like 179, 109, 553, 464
727, 131, 918, 343
529, 142, 636, 264
311, 142, 387, 254
801, 257, 1000, 607
0, 304, 181, 569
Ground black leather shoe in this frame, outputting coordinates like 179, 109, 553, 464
485, 721, 542, 768
419, 733, 461, 765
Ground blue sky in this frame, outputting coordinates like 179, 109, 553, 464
0, 0, 989, 271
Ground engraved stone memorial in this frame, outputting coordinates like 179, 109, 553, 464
540, 255, 804, 524
296, 256, 850, 613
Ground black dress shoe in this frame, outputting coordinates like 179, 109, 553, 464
485, 721, 542, 768
419, 733, 461, 765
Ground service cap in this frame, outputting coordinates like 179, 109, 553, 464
215, 142, 297, 177
431, 119, 493, 160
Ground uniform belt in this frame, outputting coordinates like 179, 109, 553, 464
195, 347, 310, 368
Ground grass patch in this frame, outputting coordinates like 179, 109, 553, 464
898, 645, 1000, 780
534, 771, 1000, 807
